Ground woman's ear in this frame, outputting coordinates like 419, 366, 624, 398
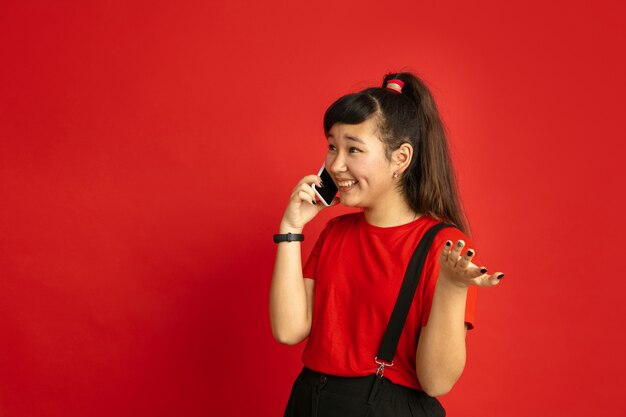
392, 143, 413, 174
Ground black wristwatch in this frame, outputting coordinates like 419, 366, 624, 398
273, 233, 305, 243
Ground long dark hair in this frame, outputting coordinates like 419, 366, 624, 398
323, 72, 469, 235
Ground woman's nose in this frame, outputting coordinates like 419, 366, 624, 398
327, 152, 346, 173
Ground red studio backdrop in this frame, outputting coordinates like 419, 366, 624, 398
1, 1, 625, 416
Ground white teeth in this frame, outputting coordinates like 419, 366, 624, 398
338, 180, 358, 187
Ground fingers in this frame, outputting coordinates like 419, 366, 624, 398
470, 272, 505, 287
293, 175, 320, 205
485, 272, 505, 287
457, 246, 473, 269
296, 184, 315, 205
440, 239, 506, 288
450, 240, 465, 265
443, 240, 487, 278
457, 244, 488, 278
299, 174, 322, 188
440, 240, 453, 263
440, 240, 466, 267
280, 175, 329, 231
297, 189, 316, 205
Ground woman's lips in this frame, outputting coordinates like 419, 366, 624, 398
336, 179, 358, 191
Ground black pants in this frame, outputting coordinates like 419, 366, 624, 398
283, 367, 446, 417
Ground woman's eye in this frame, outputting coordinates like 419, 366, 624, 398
349, 147, 361, 153
328, 144, 336, 151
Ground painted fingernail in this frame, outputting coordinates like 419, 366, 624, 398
312, 199, 317, 205
497, 273, 505, 280
445, 241, 452, 247
480, 267, 487, 274
456, 241, 464, 247
466, 249, 474, 257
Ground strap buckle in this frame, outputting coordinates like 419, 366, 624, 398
374, 356, 394, 377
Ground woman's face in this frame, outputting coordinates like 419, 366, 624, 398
325, 117, 398, 210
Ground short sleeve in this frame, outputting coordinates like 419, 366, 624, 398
302, 222, 331, 279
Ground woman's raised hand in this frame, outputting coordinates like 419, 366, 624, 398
438, 240, 504, 288
279, 175, 338, 233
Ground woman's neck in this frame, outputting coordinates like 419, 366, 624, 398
362, 194, 421, 227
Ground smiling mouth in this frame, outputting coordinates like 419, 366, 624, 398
337, 180, 358, 187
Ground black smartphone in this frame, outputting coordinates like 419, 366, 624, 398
312, 165, 338, 206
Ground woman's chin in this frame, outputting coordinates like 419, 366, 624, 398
337, 196, 362, 209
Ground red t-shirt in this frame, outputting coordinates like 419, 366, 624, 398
302, 212, 477, 390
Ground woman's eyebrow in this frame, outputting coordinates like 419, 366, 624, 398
327, 133, 366, 144
345, 135, 365, 144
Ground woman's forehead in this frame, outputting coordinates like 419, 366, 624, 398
327, 118, 380, 141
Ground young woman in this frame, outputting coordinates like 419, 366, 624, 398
270, 72, 504, 417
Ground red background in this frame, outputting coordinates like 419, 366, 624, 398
1, 1, 625, 416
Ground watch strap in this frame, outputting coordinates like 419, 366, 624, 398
273, 233, 305, 243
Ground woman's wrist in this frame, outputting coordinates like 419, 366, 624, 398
437, 271, 471, 292
279, 222, 304, 234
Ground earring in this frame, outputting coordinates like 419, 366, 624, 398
393, 172, 399, 179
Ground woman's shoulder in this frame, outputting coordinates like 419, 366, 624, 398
326, 211, 362, 227
315, 212, 363, 241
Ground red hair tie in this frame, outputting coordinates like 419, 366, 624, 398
386, 79, 404, 93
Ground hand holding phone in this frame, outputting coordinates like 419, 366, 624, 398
312, 165, 338, 206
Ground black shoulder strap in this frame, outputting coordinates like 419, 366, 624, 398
375, 222, 452, 368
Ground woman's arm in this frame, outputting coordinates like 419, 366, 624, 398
269, 174, 332, 345
269, 229, 315, 345
415, 240, 503, 397
415, 273, 469, 396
